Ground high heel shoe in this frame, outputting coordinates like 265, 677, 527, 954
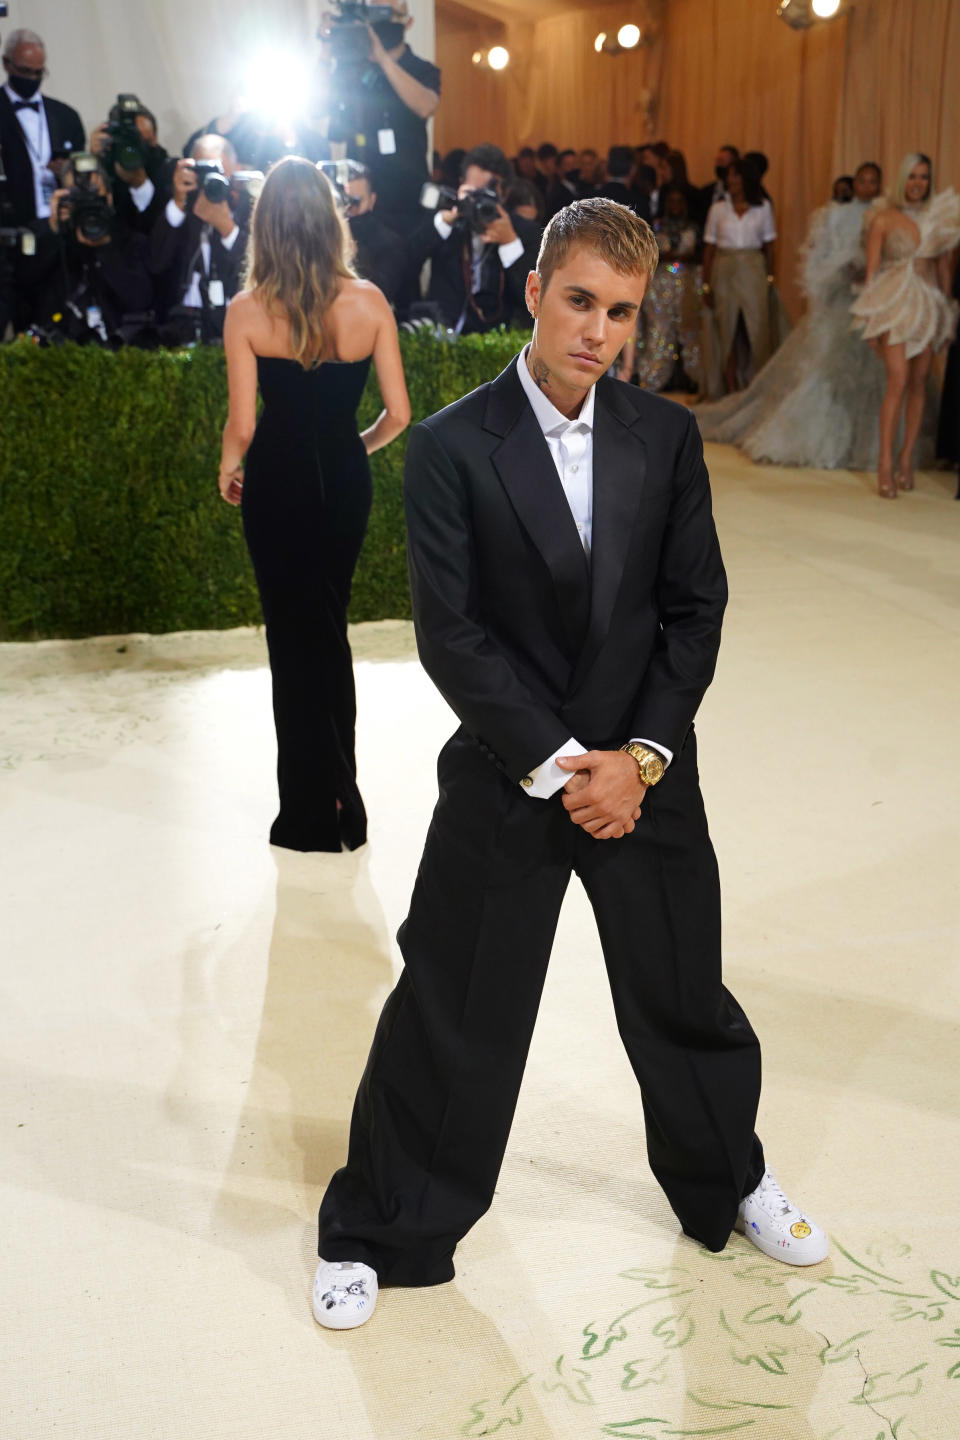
877, 460, 897, 499
895, 465, 915, 492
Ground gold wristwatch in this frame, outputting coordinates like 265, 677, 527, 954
620, 742, 665, 786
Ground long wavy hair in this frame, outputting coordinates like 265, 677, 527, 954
893, 152, 935, 209
246, 156, 356, 368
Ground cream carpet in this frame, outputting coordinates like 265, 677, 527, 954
2, 448, 958, 1440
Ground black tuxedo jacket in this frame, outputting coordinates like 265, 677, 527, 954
404, 360, 727, 782
0, 92, 85, 226
410, 211, 540, 333
148, 204, 248, 324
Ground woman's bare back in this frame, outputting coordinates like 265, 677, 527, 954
232, 278, 387, 364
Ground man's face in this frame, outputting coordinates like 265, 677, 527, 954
516, 153, 536, 180
640, 146, 658, 171
665, 189, 686, 218
853, 167, 881, 202
3, 40, 46, 93
462, 164, 498, 196
833, 178, 853, 203
346, 178, 375, 215
559, 153, 579, 180
526, 245, 646, 392
538, 153, 557, 178
579, 149, 596, 177
716, 147, 734, 173
193, 138, 236, 178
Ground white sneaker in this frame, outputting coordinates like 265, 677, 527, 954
736, 1167, 829, 1266
312, 1259, 378, 1330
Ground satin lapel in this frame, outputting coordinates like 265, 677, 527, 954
489, 394, 591, 657
572, 379, 647, 687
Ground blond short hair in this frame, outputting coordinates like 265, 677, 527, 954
536, 197, 659, 291
893, 152, 935, 208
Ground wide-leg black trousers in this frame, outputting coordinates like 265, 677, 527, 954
318, 726, 765, 1285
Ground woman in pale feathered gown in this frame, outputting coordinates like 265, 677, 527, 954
851, 153, 960, 497
694, 163, 889, 468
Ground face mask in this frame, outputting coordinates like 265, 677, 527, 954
350, 210, 373, 231
8, 72, 42, 100
565, 168, 580, 184
373, 21, 406, 51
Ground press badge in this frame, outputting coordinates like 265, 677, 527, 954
377, 128, 397, 156
208, 279, 225, 308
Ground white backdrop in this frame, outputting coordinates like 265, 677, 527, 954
5, 0, 435, 154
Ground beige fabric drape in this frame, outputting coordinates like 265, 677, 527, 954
436, 0, 960, 321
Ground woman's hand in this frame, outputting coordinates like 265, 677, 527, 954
219, 466, 244, 505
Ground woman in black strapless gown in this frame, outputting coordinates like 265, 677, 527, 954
217, 157, 411, 851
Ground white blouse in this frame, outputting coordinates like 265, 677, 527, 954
704, 197, 776, 250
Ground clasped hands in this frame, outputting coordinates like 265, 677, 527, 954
556, 750, 646, 841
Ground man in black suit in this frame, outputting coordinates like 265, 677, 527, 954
148, 134, 248, 344
598, 145, 651, 223
408, 142, 540, 334
343, 161, 406, 306
0, 28, 85, 331
313, 197, 829, 1330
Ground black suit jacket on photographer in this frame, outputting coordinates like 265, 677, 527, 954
148, 199, 248, 338
36, 221, 154, 341
350, 211, 406, 306
0, 90, 85, 226
112, 145, 174, 236
409, 208, 540, 335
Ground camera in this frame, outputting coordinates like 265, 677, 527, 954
187, 159, 231, 209
104, 94, 148, 175
318, 160, 363, 212
56, 153, 114, 244
320, 1, 397, 64
420, 182, 503, 235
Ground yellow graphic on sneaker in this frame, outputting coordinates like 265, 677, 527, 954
790, 1220, 813, 1239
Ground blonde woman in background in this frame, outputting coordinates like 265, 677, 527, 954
219, 156, 410, 851
852, 152, 960, 497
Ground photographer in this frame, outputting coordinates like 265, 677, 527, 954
342, 160, 405, 305
38, 154, 154, 345
90, 96, 171, 236
322, 1, 440, 234
0, 27, 85, 331
410, 143, 541, 335
149, 134, 249, 344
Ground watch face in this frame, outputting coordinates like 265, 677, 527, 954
643, 756, 664, 784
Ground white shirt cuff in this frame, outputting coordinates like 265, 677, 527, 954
434, 211, 454, 241
522, 737, 587, 800
130, 176, 155, 213
632, 738, 673, 766
220, 224, 240, 251
165, 198, 187, 228
498, 235, 525, 270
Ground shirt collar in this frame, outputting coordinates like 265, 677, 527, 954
4, 83, 43, 109
516, 344, 596, 435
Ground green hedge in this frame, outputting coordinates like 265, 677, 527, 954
0, 328, 527, 640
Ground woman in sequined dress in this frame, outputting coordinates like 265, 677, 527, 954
635, 184, 703, 392
851, 153, 960, 497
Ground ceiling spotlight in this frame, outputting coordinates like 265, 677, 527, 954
594, 31, 606, 52
778, 0, 844, 27
618, 23, 642, 48
488, 45, 510, 70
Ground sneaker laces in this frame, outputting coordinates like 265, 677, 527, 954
757, 1168, 794, 1218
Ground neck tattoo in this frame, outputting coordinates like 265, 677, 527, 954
531, 354, 551, 392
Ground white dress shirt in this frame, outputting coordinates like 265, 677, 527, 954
704, 196, 776, 249
514, 347, 672, 799
433, 211, 525, 282
164, 196, 239, 308
4, 83, 53, 219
